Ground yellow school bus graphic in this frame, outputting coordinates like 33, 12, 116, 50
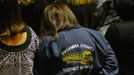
63, 51, 93, 65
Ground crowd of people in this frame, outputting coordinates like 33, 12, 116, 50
0, 0, 134, 75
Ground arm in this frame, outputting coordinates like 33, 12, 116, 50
105, 25, 120, 52
94, 32, 119, 75
35, 37, 52, 75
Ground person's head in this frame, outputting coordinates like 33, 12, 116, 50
66, 0, 96, 6
18, 0, 34, 6
113, 0, 134, 21
40, 1, 78, 38
0, 0, 26, 37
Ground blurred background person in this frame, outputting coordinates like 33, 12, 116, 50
95, 0, 122, 35
105, 0, 134, 74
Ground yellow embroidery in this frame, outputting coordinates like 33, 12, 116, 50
63, 51, 93, 64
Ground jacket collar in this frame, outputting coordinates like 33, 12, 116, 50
71, 24, 82, 29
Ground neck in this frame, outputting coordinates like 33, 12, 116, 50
0, 32, 27, 46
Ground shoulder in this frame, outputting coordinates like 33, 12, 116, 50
84, 27, 104, 37
26, 26, 39, 48
107, 21, 134, 36
114, 21, 134, 31
40, 36, 55, 46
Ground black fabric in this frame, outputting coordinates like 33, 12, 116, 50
113, 0, 134, 21
63, 1, 97, 29
21, 0, 54, 35
21, 3, 40, 35
105, 21, 134, 75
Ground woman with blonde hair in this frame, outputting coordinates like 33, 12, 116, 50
0, 0, 39, 75
36, 2, 118, 75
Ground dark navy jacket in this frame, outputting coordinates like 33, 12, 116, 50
36, 24, 118, 75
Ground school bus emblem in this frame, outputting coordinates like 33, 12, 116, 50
63, 51, 93, 65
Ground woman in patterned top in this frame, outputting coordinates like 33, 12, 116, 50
0, 0, 39, 75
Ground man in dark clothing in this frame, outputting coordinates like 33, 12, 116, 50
105, 0, 134, 74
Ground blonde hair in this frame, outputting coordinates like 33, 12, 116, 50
67, 0, 96, 6
40, 2, 78, 38
18, 0, 34, 6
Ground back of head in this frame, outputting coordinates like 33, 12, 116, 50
113, 0, 134, 21
40, 1, 77, 37
0, 0, 25, 37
